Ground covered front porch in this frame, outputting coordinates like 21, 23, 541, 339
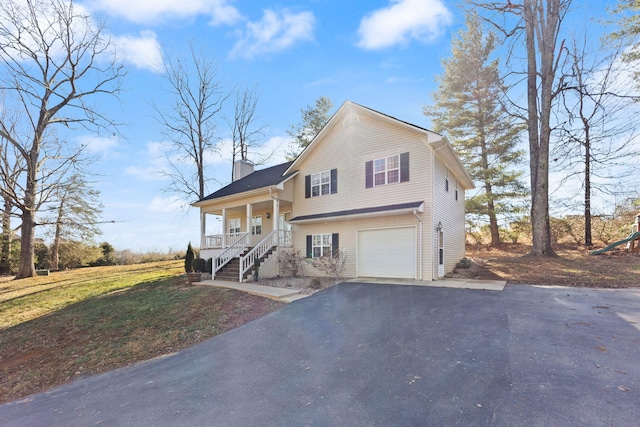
200, 198, 293, 251
199, 198, 293, 282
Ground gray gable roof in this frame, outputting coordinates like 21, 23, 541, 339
198, 161, 296, 202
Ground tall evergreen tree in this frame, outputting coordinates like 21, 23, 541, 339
425, 12, 526, 246
286, 96, 333, 160
610, 0, 640, 82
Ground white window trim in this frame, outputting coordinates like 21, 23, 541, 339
311, 170, 332, 197
373, 154, 400, 187
251, 216, 262, 235
229, 218, 241, 234
312, 233, 332, 258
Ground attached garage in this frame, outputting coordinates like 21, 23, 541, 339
357, 226, 416, 279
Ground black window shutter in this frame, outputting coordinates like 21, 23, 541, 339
331, 169, 337, 194
400, 152, 410, 182
305, 175, 311, 198
331, 233, 339, 255
365, 160, 373, 188
306, 235, 312, 258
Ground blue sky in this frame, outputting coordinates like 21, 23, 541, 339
64, 0, 624, 252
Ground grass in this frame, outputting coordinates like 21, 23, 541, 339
0, 261, 284, 403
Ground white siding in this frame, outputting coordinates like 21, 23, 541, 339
431, 156, 467, 278
291, 214, 425, 279
291, 113, 433, 218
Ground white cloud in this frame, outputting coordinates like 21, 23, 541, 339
113, 30, 163, 72
356, 0, 452, 50
230, 9, 315, 59
87, 0, 242, 25
77, 134, 120, 155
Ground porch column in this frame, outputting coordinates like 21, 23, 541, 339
200, 211, 206, 250
221, 208, 227, 247
246, 204, 252, 235
272, 198, 280, 244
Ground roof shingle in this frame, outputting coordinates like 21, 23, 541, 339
198, 161, 295, 202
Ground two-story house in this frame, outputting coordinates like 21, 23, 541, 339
192, 101, 474, 282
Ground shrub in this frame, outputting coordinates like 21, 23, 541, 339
193, 257, 207, 273
456, 258, 472, 269
278, 249, 304, 276
310, 249, 347, 279
310, 278, 322, 289
185, 242, 195, 273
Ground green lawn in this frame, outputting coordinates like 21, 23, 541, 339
0, 261, 284, 403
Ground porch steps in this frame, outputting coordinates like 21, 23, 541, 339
214, 247, 276, 282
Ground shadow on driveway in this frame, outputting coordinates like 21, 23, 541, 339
1, 283, 639, 426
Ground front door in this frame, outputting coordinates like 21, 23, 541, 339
438, 230, 444, 277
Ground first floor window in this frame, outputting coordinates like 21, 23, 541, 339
312, 233, 332, 258
251, 216, 262, 235
229, 218, 241, 234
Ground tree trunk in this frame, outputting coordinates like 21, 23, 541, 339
0, 195, 12, 274
17, 209, 36, 278
525, 0, 557, 257
584, 127, 592, 247
16, 146, 39, 279
50, 200, 64, 271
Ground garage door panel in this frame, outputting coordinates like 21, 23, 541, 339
357, 227, 415, 279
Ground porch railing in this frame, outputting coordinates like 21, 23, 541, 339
204, 232, 245, 249
240, 231, 278, 282
213, 232, 249, 276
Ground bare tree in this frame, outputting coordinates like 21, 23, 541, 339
555, 37, 640, 246
0, 0, 124, 278
155, 45, 229, 203
471, 0, 573, 256
44, 173, 103, 270
226, 86, 268, 180
0, 129, 24, 274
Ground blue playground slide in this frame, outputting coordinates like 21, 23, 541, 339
589, 231, 640, 255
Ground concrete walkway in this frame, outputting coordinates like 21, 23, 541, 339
199, 277, 507, 302
199, 279, 308, 302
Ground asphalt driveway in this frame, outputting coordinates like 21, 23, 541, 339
1, 283, 639, 426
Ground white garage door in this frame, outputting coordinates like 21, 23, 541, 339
357, 227, 416, 279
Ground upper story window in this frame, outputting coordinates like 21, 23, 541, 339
374, 155, 400, 186
455, 180, 459, 201
229, 218, 241, 234
305, 169, 338, 198
445, 169, 449, 192
366, 152, 409, 188
312, 171, 331, 197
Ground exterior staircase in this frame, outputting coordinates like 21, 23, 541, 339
214, 247, 276, 282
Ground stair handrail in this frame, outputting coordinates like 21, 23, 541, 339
214, 232, 249, 275
240, 231, 278, 281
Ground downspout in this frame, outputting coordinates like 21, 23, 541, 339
269, 188, 280, 276
413, 210, 423, 281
